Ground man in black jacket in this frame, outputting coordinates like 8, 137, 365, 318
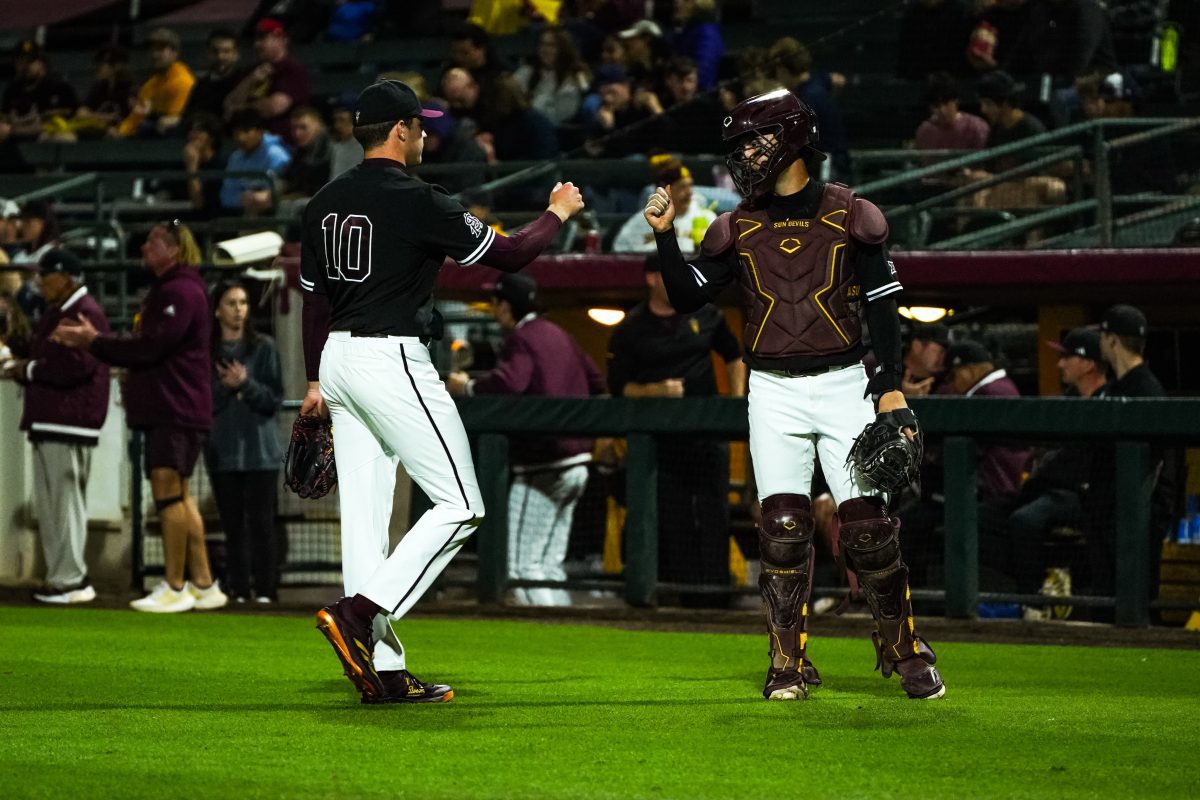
1002, 327, 1108, 617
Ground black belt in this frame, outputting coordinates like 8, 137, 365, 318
350, 332, 391, 338
775, 364, 851, 378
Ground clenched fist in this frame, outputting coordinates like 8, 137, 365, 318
548, 181, 585, 222
643, 186, 675, 233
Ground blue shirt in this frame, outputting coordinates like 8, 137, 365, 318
220, 132, 292, 209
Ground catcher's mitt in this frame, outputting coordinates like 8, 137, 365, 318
284, 415, 337, 499
845, 407, 922, 495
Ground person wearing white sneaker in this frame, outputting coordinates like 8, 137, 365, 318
130, 581, 196, 613
32, 581, 97, 605
189, 580, 229, 610
1, 250, 111, 607
55, 223, 221, 616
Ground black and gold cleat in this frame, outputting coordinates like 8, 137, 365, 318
764, 668, 808, 701
316, 597, 384, 700
365, 669, 455, 704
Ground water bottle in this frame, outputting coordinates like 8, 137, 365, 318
578, 210, 601, 254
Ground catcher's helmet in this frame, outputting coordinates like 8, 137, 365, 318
722, 89, 824, 201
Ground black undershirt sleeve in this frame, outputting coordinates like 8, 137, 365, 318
653, 230, 714, 313
865, 296, 903, 396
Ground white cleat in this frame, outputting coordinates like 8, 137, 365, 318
768, 686, 808, 701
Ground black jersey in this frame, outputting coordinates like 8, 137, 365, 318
606, 303, 742, 398
299, 158, 496, 337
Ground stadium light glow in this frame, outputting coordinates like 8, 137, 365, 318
587, 308, 626, 326
899, 306, 950, 323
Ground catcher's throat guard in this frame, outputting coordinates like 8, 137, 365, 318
284, 415, 338, 499
846, 407, 922, 495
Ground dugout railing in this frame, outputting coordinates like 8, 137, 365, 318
456, 396, 1200, 628
128, 396, 1200, 626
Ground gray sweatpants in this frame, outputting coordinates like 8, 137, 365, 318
32, 440, 93, 589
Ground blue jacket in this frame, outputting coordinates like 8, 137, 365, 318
670, 21, 724, 89
220, 132, 292, 209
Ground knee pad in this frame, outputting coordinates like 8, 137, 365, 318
759, 494, 814, 564
154, 495, 184, 513
837, 497, 899, 573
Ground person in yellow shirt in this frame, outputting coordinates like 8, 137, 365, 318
117, 28, 195, 137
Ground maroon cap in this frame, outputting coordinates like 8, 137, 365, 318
255, 18, 286, 37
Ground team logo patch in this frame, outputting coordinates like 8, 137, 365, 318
463, 212, 485, 238
887, 259, 897, 277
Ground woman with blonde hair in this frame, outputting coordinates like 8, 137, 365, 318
55, 220, 226, 613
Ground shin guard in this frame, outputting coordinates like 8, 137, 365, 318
838, 497, 944, 699
759, 494, 818, 697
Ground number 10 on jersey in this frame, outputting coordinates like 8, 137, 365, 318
322, 213, 373, 282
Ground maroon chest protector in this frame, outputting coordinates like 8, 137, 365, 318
704, 183, 887, 360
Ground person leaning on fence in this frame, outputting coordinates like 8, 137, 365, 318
895, 339, 1031, 589
206, 279, 284, 604
1, 249, 109, 604
605, 253, 745, 608
1084, 304, 1177, 622
1003, 327, 1109, 620
53, 221, 227, 614
446, 273, 607, 607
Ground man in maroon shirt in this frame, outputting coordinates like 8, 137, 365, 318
224, 18, 311, 145
3, 249, 109, 604
55, 222, 227, 613
447, 274, 606, 605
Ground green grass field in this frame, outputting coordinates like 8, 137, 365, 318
0, 606, 1195, 800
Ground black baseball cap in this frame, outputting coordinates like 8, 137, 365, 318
354, 80, 444, 126
911, 323, 950, 348
487, 273, 537, 308
977, 70, 1025, 104
1048, 327, 1101, 361
38, 248, 83, 280
1100, 304, 1147, 337
947, 339, 992, 368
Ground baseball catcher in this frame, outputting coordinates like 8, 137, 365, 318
284, 414, 337, 499
644, 89, 944, 701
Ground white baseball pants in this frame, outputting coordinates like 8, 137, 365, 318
320, 332, 484, 671
748, 364, 878, 505
508, 463, 589, 606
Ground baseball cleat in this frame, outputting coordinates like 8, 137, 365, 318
896, 656, 946, 700
316, 597, 384, 700
764, 668, 808, 701
801, 656, 822, 687
364, 669, 455, 705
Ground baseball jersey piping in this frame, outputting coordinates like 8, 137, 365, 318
391, 521, 467, 615
812, 242, 852, 345
399, 344, 470, 509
